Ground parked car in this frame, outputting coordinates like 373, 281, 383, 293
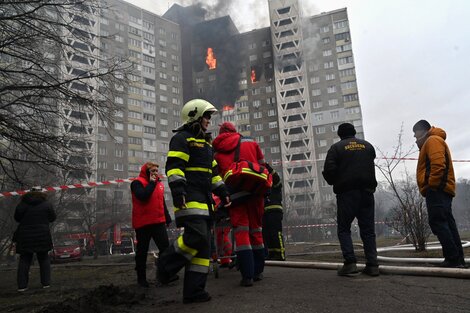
110, 237, 135, 255
50, 240, 82, 263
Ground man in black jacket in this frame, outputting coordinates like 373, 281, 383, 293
322, 123, 379, 276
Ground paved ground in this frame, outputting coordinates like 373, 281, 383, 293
1, 260, 470, 313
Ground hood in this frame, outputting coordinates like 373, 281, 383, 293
213, 132, 241, 153
138, 164, 150, 181
428, 126, 446, 140
21, 191, 47, 205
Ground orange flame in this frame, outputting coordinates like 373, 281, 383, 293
251, 68, 256, 83
223, 105, 234, 111
206, 47, 217, 70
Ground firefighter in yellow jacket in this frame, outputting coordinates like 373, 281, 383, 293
413, 120, 465, 268
157, 99, 231, 304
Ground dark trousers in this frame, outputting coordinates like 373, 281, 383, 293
426, 189, 464, 262
337, 190, 377, 266
135, 223, 169, 273
17, 251, 50, 289
262, 211, 285, 260
158, 218, 211, 300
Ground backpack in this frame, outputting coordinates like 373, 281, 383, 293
222, 137, 272, 194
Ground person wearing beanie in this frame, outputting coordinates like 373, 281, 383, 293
413, 120, 465, 268
322, 123, 379, 277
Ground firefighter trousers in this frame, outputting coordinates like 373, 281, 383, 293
262, 210, 285, 261
157, 218, 211, 299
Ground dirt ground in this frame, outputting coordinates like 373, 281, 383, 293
1, 242, 470, 313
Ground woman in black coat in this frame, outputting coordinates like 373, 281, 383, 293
14, 189, 56, 291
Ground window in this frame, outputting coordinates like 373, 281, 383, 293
143, 65, 154, 74
253, 112, 262, 119
253, 100, 261, 108
143, 54, 155, 63
254, 124, 263, 131
338, 56, 354, 65
144, 126, 156, 134
312, 89, 321, 96
315, 126, 326, 134
317, 140, 328, 147
328, 99, 338, 106
249, 55, 257, 61
128, 124, 143, 132
115, 97, 124, 104
323, 50, 332, 57
335, 32, 350, 41
159, 83, 167, 91
129, 38, 141, 47
330, 111, 339, 119
248, 42, 257, 49
128, 99, 142, 107
160, 119, 168, 125
310, 76, 320, 84
114, 163, 124, 171
341, 81, 357, 90
98, 161, 107, 169
346, 107, 361, 114
327, 86, 337, 93
320, 26, 330, 33
114, 110, 124, 117
114, 122, 124, 130
115, 149, 124, 157
322, 37, 330, 44
268, 109, 276, 116
114, 136, 123, 144
269, 121, 278, 129
324, 61, 334, 69
331, 124, 339, 132
270, 133, 279, 141
160, 130, 168, 137
172, 86, 180, 94
271, 146, 280, 154
159, 95, 168, 102
312, 101, 322, 109
98, 147, 107, 155
263, 51, 271, 58
318, 153, 327, 160
143, 89, 155, 98
143, 20, 154, 30
129, 86, 142, 95
314, 113, 323, 121
333, 20, 349, 29
339, 68, 356, 77
343, 93, 359, 102
144, 113, 156, 121
160, 61, 167, 68
336, 44, 352, 53
256, 136, 265, 143
326, 73, 335, 81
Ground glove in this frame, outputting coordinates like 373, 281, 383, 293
272, 171, 281, 187
265, 163, 274, 174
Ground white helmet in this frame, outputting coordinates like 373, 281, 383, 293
181, 99, 217, 124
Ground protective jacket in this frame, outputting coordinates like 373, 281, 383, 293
322, 135, 377, 194
416, 127, 455, 197
131, 164, 170, 229
212, 132, 266, 178
14, 192, 56, 254
166, 124, 228, 227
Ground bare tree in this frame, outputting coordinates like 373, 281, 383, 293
0, 1, 132, 186
376, 124, 431, 250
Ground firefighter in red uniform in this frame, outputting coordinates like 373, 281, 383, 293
131, 162, 172, 287
212, 122, 267, 286
157, 99, 230, 304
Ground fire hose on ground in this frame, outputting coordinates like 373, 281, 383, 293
267, 241, 470, 279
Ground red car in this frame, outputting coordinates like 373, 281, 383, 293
50, 240, 82, 263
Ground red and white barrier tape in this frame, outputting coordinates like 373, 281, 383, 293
2, 156, 469, 198
285, 221, 386, 229
0, 178, 135, 198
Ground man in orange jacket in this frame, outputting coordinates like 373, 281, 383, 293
413, 120, 465, 268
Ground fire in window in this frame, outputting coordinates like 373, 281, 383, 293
251, 65, 262, 83
206, 47, 217, 70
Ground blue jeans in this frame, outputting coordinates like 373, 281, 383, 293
426, 189, 464, 262
337, 190, 377, 266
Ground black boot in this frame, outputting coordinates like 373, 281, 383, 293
137, 269, 149, 288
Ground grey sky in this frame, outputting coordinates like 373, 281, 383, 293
126, 0, 470, 179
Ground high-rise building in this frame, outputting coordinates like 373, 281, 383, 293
163, 1, 364, 222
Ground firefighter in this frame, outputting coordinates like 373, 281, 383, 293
262, 166, 286, 261
212, 122, 267, 287
157, 99, 230, 304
